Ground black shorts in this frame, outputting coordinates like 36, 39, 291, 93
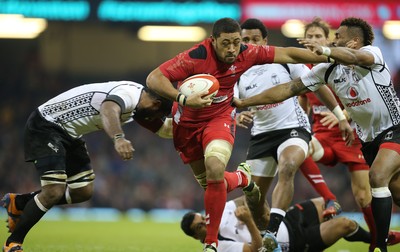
361, 124, 400, 166
284, 200, 326, 251
246, 127, 311, 160
24, 110, 91, 177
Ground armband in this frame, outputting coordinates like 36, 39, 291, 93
113, 133, 125, 143
332, 106, 346, 121
321, 46, 331, 57
176, 92, 187, 106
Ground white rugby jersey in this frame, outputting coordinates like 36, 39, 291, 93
217, 201, 289, 252
38, 81, 144, 138
235, 64, 311, 136
302, 46, 400, 142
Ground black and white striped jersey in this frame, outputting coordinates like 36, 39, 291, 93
38, 81, 144, 138
302, 46, 400, 142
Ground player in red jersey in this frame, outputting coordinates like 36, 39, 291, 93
298, 17, 380, 251
146, 17, 351, 252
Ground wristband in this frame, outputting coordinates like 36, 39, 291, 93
113, 133, 125, 143
332, 106, 346, 121
176, 92, 187, 106
321, 46, 331, 56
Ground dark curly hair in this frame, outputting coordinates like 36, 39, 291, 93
340, 17, 374, 46
304, 17, 330, 39
240, 18, 268, 39
181, 211, 196, 237
212, 17, 241, 38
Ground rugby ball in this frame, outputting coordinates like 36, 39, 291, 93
178, 74, 219, 99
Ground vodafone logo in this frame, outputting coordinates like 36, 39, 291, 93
345, 86, 371, 107
347, 87, 359, 99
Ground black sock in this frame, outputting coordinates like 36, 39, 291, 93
344, 224, 371, 243
372, 195, 392, 250
15, 190, 41, 210
267, 212, 284, 235
7, 197, 47, 245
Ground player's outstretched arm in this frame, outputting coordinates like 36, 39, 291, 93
298, 39, 375, 66
273, 47, 329, 64
233, 78, 309, 109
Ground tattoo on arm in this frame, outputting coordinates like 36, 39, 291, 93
289, 79, 308, 95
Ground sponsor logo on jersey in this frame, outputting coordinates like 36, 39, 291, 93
384, 130, 393, 140
290, 129, 299, 137
347, 87, 359, 99
245, 83, 258, 91
256, 102, 284, 110
48, 142, 59, 153
212, 95, 228, 103
346, 98, 371, 108
312, 105, 329, 114
334, 77, 347, 83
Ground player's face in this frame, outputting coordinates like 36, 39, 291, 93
241, 29, 267, 46
212, 32, 241, 64
190, 213, 207, 240
304, 27, 328, 46
333, 26, 352, 47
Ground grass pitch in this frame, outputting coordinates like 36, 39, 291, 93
0, 218, 398, 251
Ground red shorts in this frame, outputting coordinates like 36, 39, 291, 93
173, 107, 236, 164
314, 131, 369, 171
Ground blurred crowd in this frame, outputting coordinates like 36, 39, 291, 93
1, 46, 400, 214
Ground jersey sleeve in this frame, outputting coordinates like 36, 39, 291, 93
254, 45, 276, 64
361, 45, 384, 65
300, 63, 329, 92
159, 51, 195, 82
288, 63, 311, 79
104, 84, 142, 113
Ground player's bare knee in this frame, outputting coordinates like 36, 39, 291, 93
278, 163, 298, 179
343, 218, 358, 235
369, 169, 389, 188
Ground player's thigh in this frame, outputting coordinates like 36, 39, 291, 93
277, 138, 309, 169
370, 148, 400, 186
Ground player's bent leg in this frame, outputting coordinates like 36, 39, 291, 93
1, 194, 23, 233
369, 148, 400, 251
319, 218, 359, 247
246, 157, 276, 231
202, 140, 233, 248
350, 169, 372, 208
66, 169, 95, 203
389, 171, 400, 207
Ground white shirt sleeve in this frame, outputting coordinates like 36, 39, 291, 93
287, 63, 311, 79
300, 63, 330, 92
108, 84, 142, 113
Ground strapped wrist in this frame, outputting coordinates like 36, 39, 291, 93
176, 92, 187, 106
321, 46, 331, 56
332, 105, 346, 121
113, 133, 125, 143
